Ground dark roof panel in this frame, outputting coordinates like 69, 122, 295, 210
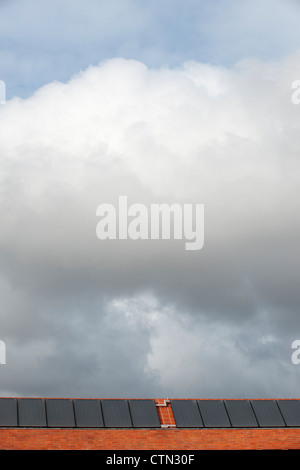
101, 399, 132, 428
18, 398, 47, 427
224, 400, 258, 427
0, 397, 298, 429
198, 400, 231, 428
251, 400, 285, 427
170, 400, 203, 428
129, 400, 160, 428
46, 399, 75, 427
74, 399, 104, 428
277, 400, 300, 426
0, 398, 18, 426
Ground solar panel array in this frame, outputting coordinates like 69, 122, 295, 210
0, 398, 300, 428
171, 399, 300, 428
0, 398, 160, 428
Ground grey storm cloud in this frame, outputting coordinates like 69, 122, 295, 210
0, 54, 300, 397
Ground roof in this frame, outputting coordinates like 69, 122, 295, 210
0, 397, 299, 429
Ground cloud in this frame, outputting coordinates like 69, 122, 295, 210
0, 54, 300, 396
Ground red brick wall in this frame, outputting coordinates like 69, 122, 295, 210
0, 428, 300, 450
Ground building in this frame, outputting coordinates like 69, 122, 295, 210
0, 397, 299, 450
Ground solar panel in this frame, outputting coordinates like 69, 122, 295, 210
277, 400, 300, 426
170, 400, 203, 428
251, 400, 285, 427
129, 400, 160, 428
101, 400, 132, 428
46, 399, 75, 427
18, 398, 47, 427
198, 400, 231, 427
0, 398, 18, 426
73, 399, 104, 428
224, 400, 258, 427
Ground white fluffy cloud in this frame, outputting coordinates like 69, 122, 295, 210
0, 54, 300, 397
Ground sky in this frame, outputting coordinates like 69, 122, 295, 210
0, 0, 300, 398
